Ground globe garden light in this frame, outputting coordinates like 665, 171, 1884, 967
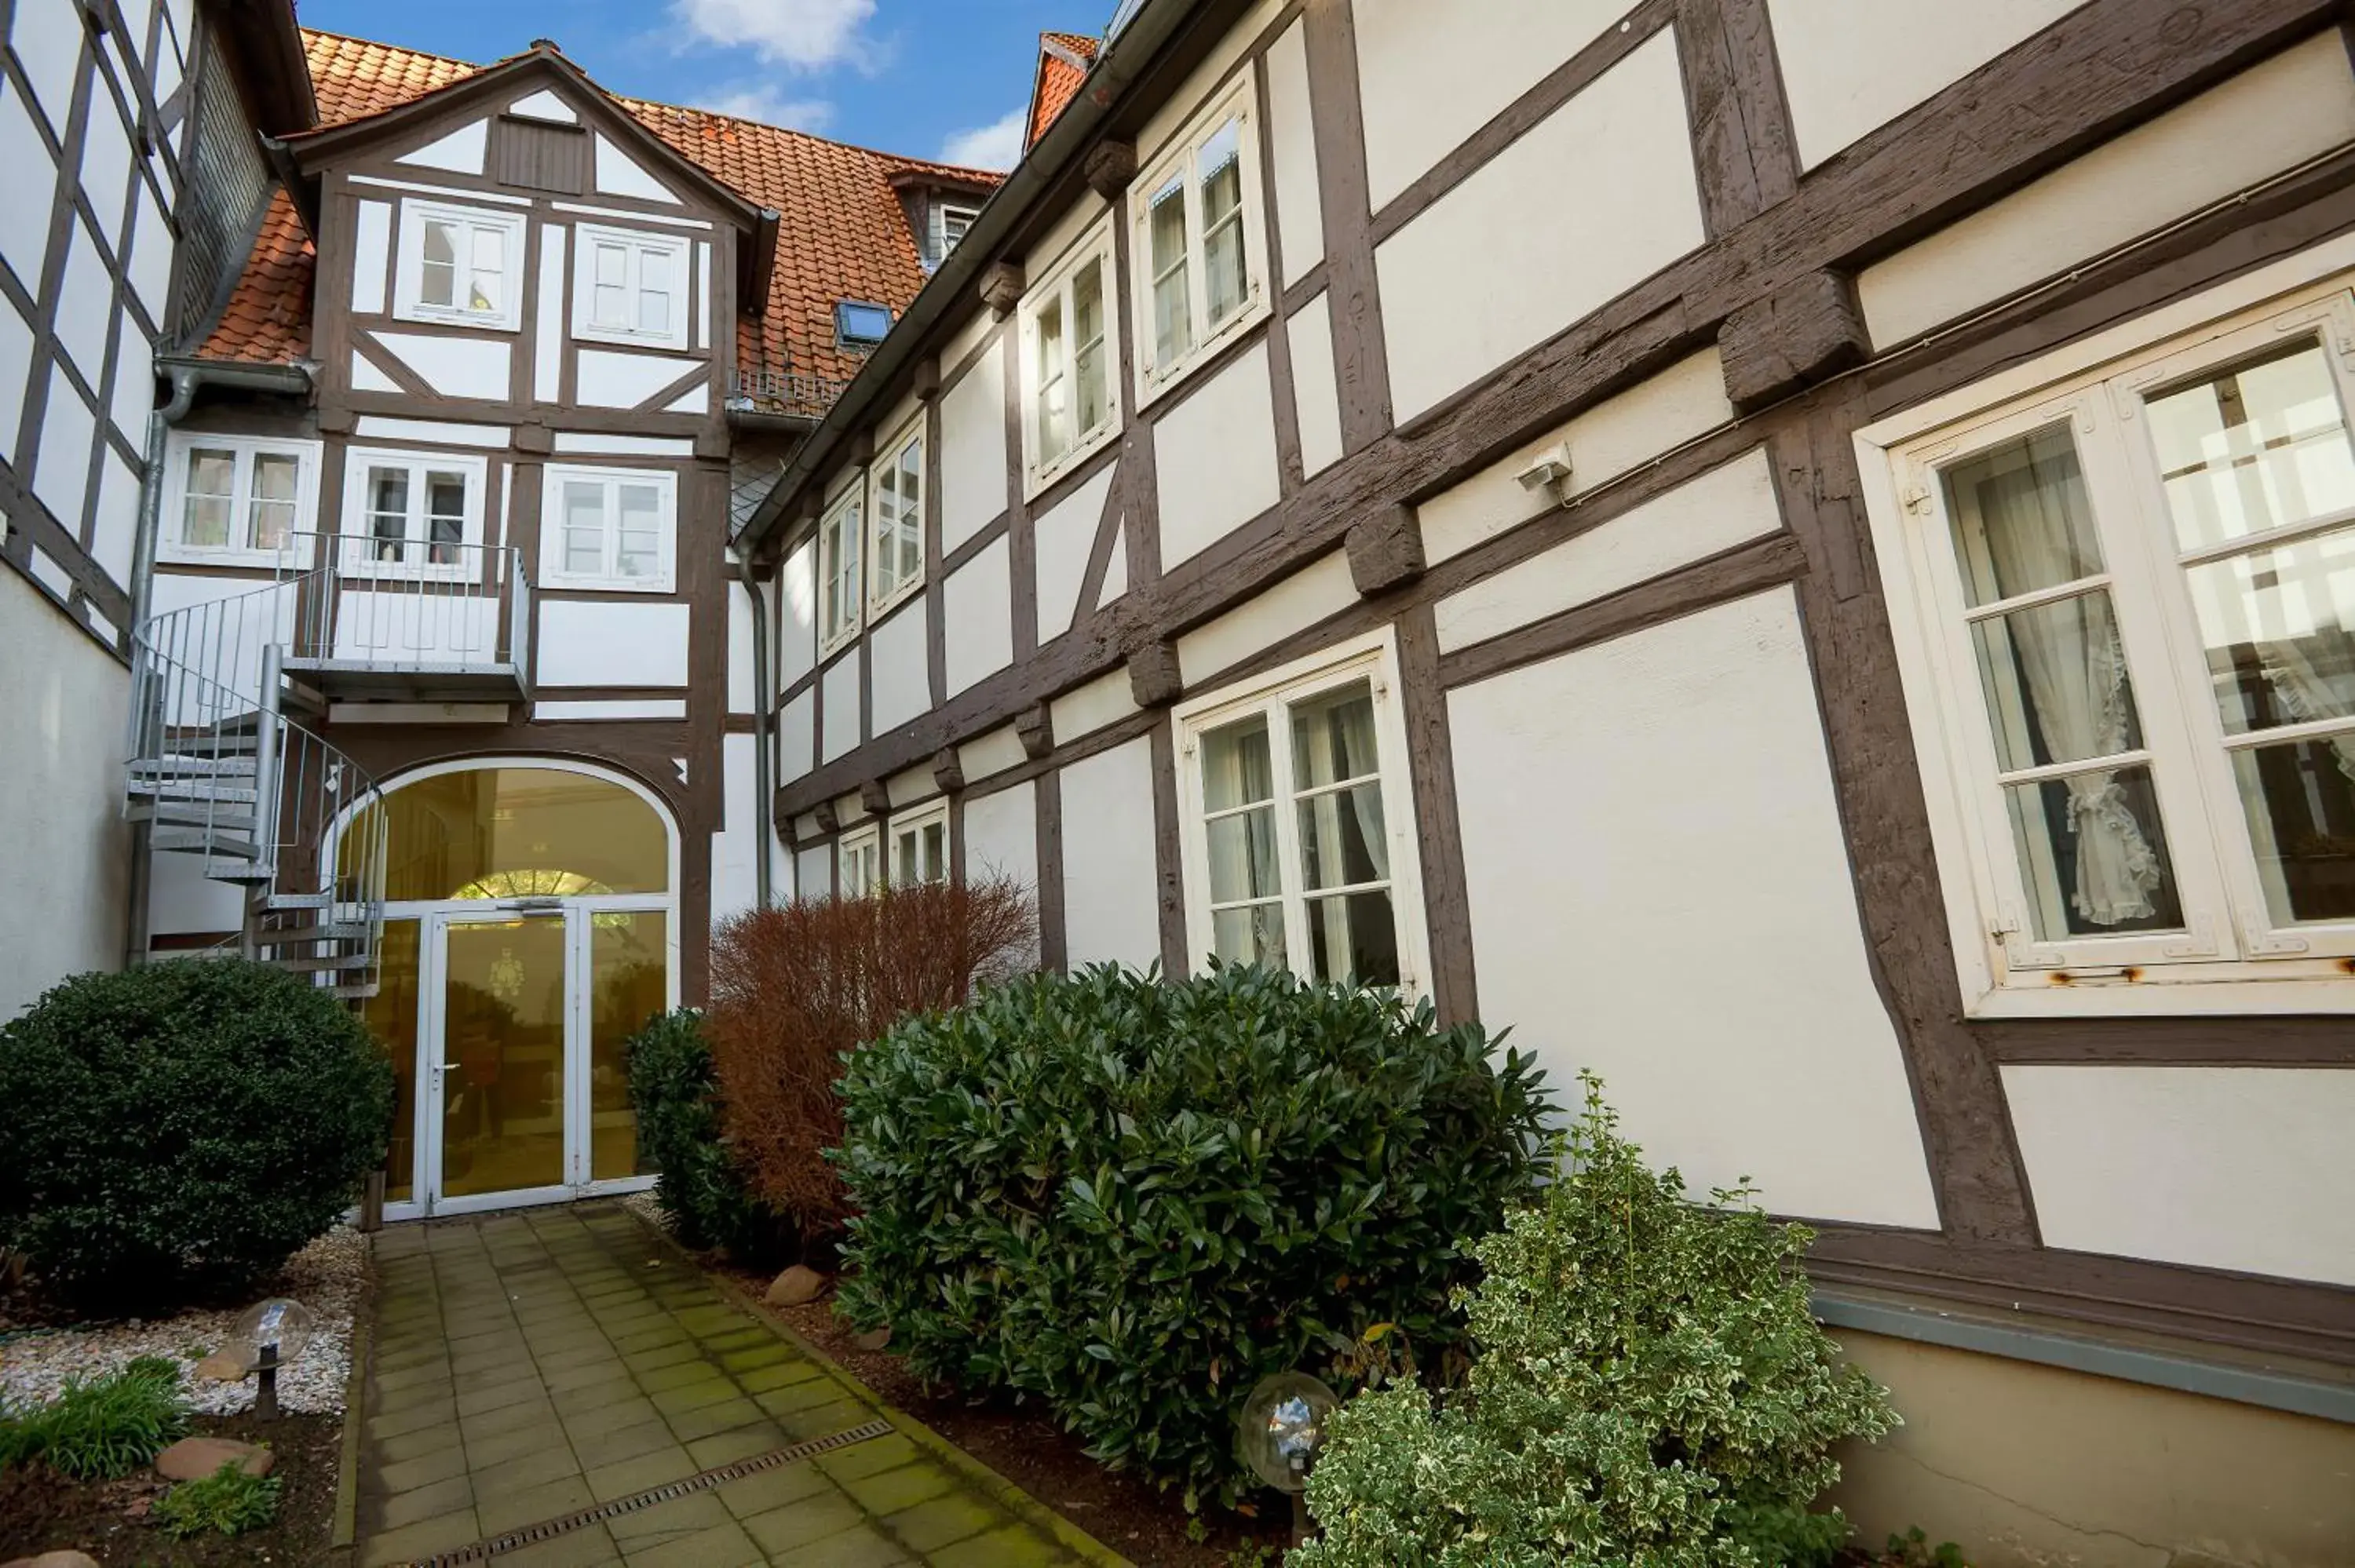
227, 1297, 316, 1420
1237, 1371, 1338, 1543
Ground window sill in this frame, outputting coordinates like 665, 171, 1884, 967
1965, 967, 2355, 1018
572, 324, 693, 355
1132, 294, 1270, 416
540, 574, 678, 596
1023, 421, 1123, 505
818, 627, 862, 662
155, 544, 292, 571
866, 578, 924, 624
391, 302, 521, 334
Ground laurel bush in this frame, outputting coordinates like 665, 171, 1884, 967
1292, 1074, 1897, 1567
832, 962, 1555, 1510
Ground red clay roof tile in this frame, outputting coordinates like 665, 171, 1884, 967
1027, 32, 1101, 151
196, 28, 1004, 398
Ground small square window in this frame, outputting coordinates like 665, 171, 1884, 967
889, 803, 950, 888
836, 300, 893, 350
839, 825, 882, 898
572, 223, 692, 351
538, 465, 677, 593
159, 432, 320, 567
393, 199, 525, 332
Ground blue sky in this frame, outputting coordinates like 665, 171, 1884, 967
295, 0, 1115, 168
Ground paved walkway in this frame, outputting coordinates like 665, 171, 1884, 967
358, 1203, 1104, 1567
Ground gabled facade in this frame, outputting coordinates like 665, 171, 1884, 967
734, 2, 2355, 1561
60, 24, 999, 1220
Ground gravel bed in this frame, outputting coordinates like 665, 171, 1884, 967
0, 1226, 367, 1417
617, 1191, 668, 1232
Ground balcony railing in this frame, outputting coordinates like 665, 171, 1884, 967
729, 367, 855, 420
273, 531, 531, 702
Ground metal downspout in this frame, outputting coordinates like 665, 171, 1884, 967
738, 553, 774, 909
124, 366, 203, 968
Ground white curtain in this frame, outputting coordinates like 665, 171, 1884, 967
1203, 725, 1280, 964
2256, 642, 2355, 782
1296, 691, 1388, 977
1978, 465, 2164, 925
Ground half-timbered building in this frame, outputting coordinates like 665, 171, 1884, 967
731, 1, 2355, 1559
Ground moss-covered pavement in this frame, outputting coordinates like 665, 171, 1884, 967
353, 1203, 1121, 1567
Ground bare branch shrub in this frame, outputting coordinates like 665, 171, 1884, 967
706, 873, 1037, 1241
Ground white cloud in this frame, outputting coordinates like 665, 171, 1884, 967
704, 82, 836, 130
940, 107, 1026, 171
669, 0, 875, 70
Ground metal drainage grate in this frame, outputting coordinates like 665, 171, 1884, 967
399, 1418, 896, 1566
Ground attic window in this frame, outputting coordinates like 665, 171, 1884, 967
836, 301, 893, 350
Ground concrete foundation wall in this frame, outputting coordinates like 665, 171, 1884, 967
1829, 1329, 2355, 1568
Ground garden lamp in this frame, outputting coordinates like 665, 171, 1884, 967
1237, 1371, 1338, 1544
226, 1296, 316, 1420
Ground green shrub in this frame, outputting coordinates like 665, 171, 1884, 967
1291, 1075, 1898, 1568
625, 1009, 790, 1264
833, 962, 1556, 1511
154, 1458, 282, 1537
0, 958, 392, 1311
0, 1355, 190, 1479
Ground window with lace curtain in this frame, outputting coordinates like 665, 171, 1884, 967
1128, 73, 1267, 407
1173, 636, 1429, 992
1864, 280, 2355, 1015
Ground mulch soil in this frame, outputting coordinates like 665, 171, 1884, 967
0, 1409, 340, 1566
718, 1263, 1297, 1568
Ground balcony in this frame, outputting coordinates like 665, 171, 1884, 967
728, 367, 855, 421
276, 531, 532, 703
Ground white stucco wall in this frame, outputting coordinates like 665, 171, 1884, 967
1263, 16, 1323, 287
1033, 461, 1118, 644
1375, 29, 1705, 421
1448, 587, 1939, 1227
867, 599, 929, 735
1287, 293, 1342, 479
1769, 0, 2084, 169
1175, 549, 1356, 686
1354, 0, 1625, 210
778, 538, 818, 689
1857, 35, 2355, 347
1152, 340, 1281, 567
1419, 348, 1732, 563
958, 723, 1028, 786
820, 648, 861, 762
1434, 447, 1781, 654
2003, 1066, 2355, 1288
1049, 667, 1137, 743
778, 687, 814, 784
535, 600, 688, 687
944, 534, 1013, 697
1057, 738, 1160, 971
940, 341, 1007, 552
370, 331, 511, 402
0, 572, 128, 1018
711, 731, 784, 928
962, 778, 1038, 895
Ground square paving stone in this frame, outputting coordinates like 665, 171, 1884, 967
754, 1373, 854, 1414
736, 1358, 827, 1394
371, 1420, 464, 1467
607, 1490, 733, 1547
360, 1508, 485, 1568
623, 1518, 765, 1568
584, 1445, 697, 1503
461, 1395, 562, 1442
637, 1358, 728, 1395
713, 1458, 834, 1520
831, 1460, 958, 1519
476, 1474, 596, 1538
471, 1443, 583, 1502
685, 1420, 787, 1471
459, 1421, 560, 1473
371, 1397, 461, 1440
568, 1417, 680, 1471
739, 1487, 867, 1555
367, 1442, 470, 1497
936, 1524, 1072, 1567
371, 1473, 475, 1533
665, 1395, 765, 1443
771, 1395, 880, 1442
814, 1434, 919, 1483
551, 1372, 645, 1413
880, 1493, 1001, 1555
716, 1341, 797, 1373
764, 1521, 915, 1568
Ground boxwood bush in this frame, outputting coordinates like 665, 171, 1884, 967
832, 962, 1555, 1509
1292, 1075, 1897, 1566
624, 1008, 791, 1265
0, 960, 392, 1311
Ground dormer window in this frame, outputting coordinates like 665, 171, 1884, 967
927, 202, 980, 271
836, 300, 893, 352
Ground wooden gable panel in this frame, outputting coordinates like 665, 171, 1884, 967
491, 115, 588, 195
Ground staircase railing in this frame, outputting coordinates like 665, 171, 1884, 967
276, 531, 530, 684
127, 576, 391, 997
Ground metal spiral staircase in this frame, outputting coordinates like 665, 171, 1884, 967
124, 534, 531, 999
128, 581, 392, 997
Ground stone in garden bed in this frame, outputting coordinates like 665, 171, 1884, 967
2, 1552, 102, 1568
765, 1264, 828, 1306
154, 1435, 273, 1481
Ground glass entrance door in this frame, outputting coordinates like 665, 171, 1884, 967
430, 913, 570, 1211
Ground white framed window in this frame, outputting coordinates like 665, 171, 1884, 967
889, 802, 949, 887
839, 824, 882, 898
1128, 73, 1267, 406
158, 432, 319, 566
1174, 630, 1429, 991
817, 481, 863, 654
1860, 269, 2355, 1016
1020, 222, 1119, 496
539, 465, 676, 593
927, 201, 979, 272
571, 222, 691, 351
338, 447, 488, 579
867, 422, 925, 614
392, 199, 525, 331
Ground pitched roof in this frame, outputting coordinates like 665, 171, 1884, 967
1027, 32, 1101, 151
195, 29, 1003, 401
